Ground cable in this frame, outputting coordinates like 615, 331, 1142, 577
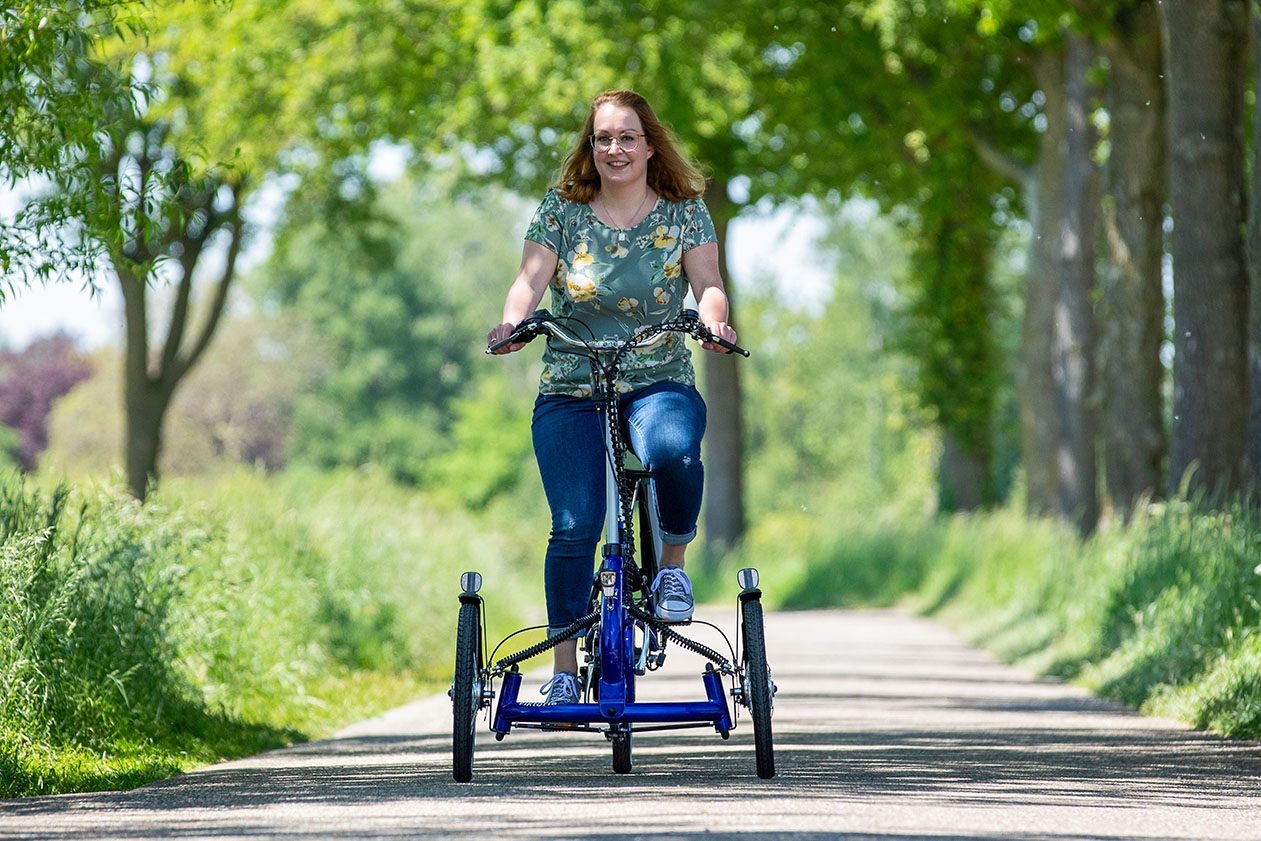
491, 611, 600, 672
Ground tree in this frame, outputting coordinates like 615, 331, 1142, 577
254, 178, 525, 483
907, 185, 1002, 511
943, 0, 1169, 530
1158, 0, 1250, 498
740, 205, 935, 515
98, 113, 246, 500
1098, 0, 1167, 518
1248, 0, 1261, 493
745, 2, 1037, 512
41, 315, 328, 478
0, 1, 144, 286
11, 0, 468, 499
1053, 31, 1100, 533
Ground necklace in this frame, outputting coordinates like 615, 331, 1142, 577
599, 189, 651, 230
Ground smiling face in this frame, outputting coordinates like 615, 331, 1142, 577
591, 102, 654, 189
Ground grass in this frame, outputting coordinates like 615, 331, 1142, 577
0, 465, 543, 796
6, 453, 1257, 796
714, 496, 1261, 741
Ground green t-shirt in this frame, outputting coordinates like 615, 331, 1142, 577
524, 188, 718, 397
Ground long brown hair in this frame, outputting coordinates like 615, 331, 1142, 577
556, 90, 707, 203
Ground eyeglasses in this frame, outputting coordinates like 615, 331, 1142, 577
591, 131, 646, 152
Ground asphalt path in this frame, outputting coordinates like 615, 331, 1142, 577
1, 608, 1259, 840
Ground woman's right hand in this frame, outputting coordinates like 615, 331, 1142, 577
487, 321, 525, 354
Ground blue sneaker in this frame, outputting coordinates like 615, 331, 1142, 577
652, 565, 694, 622
540, 671, 580, 705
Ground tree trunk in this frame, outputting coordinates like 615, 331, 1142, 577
700, 185, 745, 558
1159, 0, 1250, 499
1248, 0, 1261, 493
125, 381, 174, 503
912, 192, 996, 513
1099, 0, 1167, 519
939, 430, 988, 512
110, 167, 242, 502
1051, 32, 1101, 535
1021, 48, 1068, 517
118, 264, 175, 501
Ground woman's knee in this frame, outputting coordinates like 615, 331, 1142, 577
548, 508, 604, 547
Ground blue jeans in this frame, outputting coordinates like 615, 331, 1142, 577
532, 380, 706, 634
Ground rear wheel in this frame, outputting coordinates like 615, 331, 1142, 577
612, 727, 633, 774
636, 483, 660, 592
452, 601, 481, 782
741, 598, 775, 779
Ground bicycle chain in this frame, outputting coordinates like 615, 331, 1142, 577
491, 611, 600, 672
604, 313, 707, 600
627, 605, 733, 671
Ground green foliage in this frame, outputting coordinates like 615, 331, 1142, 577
0, 470, 294, 795
40, 314, 329, 479
0, 1, 146, 287
254, 177, 532, 493
0, 465, 540, 795
141, 0, 468, 169
899, 176, 1004, 484
738, 495, 1261, 740
1, 479, 194, 745
737, 203, 936, 519
425, 375, 536, 510
0, 425, 19, 470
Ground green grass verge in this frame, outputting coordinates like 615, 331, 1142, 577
712, 498, 1261, 740
0, 466, 542, 797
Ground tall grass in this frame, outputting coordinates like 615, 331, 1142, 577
0, 466, 544, 796
717, 497, 1261, 740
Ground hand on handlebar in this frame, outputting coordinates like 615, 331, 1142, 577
487, 310, 552, 354
701, 321, 739, 355
487, 322, 525, 355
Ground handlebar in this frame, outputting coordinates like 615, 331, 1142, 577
486, 309, 750, 357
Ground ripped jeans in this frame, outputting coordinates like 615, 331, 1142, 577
532, 380, 706, 635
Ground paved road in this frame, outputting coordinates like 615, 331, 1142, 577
2, 609, 1259, 840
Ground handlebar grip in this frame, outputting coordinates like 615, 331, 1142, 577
713, 336, 751, 357
485, 309, 554, 354
486, 335, 519, 354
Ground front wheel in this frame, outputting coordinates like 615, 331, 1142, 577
452, 600, 482, 782
741, 598, 776, 779
612, 727, 633, 774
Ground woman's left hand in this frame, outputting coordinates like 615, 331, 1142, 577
702, 321, 738, 354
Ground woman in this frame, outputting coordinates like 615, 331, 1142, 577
487, 89, 737, 705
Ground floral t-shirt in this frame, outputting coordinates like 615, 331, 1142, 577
524, 188, 718, 397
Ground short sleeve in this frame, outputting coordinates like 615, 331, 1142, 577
679, 197, 718, 253
524, 188, 565, 255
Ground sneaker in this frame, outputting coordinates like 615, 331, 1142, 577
652, 565, 694, 622
539, 671, 580, 705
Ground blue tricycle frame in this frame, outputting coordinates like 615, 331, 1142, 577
451, 310, 775, 781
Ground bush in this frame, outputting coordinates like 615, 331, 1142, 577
0, 333, 90, 469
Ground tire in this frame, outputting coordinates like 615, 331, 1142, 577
636, 484, 659, 593
741, 598, 776, 779
612, 728, 633, 774
452, 600, 481, 782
